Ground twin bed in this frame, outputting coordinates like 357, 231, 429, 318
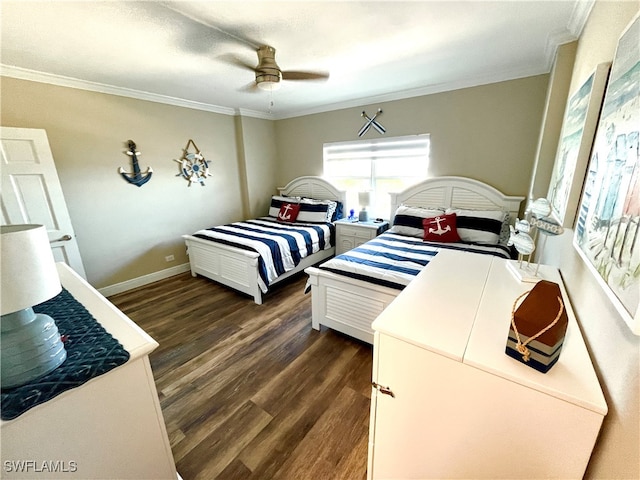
182, 176, 346, 305
184, 175, 524, 343
306, 176, 524, 343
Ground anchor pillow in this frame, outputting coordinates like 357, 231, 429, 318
277, 203, 301, 223
422, 213, 461, 243
269, 195, 301, 217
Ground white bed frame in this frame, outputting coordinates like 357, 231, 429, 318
183, 176, 346, 304
305, 176, 525, 344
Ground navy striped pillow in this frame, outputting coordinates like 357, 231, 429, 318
389, 205, 445, 237
297, 202, 330, 223
446, 208, 506, 244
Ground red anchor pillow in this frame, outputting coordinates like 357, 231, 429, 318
277, 203, 301, 223
422, 213, 461, 243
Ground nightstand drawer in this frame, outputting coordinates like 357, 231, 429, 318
337, 225, 377, 239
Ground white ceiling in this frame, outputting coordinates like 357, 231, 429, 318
1, 1, 591, 120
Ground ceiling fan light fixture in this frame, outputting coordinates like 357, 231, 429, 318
256, 74, 281, 91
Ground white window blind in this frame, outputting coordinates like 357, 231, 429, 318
323, 134, 430, 219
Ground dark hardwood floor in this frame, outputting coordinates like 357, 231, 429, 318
108, 271, 373, 480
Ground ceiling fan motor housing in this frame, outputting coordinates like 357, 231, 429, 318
255, 45, 282, 85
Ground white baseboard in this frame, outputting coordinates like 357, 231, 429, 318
99, 263, 191, 297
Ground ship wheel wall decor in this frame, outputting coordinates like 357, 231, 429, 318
174, 139, 212, 186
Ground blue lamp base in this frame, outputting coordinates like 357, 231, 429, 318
358, 208, 369, 222
1, 307, 67, 389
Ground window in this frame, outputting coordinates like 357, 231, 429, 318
323, 134, 430, 219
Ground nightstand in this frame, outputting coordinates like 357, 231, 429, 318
335, 218, 389, 255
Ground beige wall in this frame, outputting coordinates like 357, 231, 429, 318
0, 77, 275, 289
532, 1, 640, 478
528, 41, 577, 200
236, 115, 278, 218
274, 75, 549, 200
1, 74, 547, 290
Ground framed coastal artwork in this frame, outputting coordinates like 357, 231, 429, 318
574, 13, 640, 335
547, 62, 610, 227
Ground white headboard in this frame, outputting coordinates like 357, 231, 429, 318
278, 176, 347, 206
390, 176, 524, 223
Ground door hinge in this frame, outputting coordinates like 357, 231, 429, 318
372, 381, 395, 398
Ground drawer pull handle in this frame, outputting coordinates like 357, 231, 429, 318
50, 234, 72, 242
372, 382, 395, 398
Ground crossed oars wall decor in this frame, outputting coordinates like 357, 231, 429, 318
118, 140, 153, 187
358, 109, 386, 137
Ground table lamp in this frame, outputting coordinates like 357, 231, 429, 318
1, 224, 67, 389
358, 191, 371, 222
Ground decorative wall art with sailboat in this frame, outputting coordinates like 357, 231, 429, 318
573, 13, 640, 335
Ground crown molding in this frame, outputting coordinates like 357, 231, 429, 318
544, 29, 579, 70
542, 0, 594, 71
1, 60, 555, 122
271, 64, 550, 120
1, 65, 240, 116
2, 64, 278, 120
235, 108, 275, 120
568, 0, 595, 38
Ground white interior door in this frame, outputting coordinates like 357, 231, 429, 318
1, 126, 87, 279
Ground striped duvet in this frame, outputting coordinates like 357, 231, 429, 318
193, 217, 334, 292
312, 231, 512, 290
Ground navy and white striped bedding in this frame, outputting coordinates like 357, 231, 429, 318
192, 217, 334, 293
312, 231, 512, 290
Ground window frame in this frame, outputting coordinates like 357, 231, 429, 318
323, 134, 430, 219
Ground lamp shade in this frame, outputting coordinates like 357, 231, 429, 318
1, 224, 61, 315
358, 191, 372, 208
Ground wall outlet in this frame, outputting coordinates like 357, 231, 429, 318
165, 255, 175, 262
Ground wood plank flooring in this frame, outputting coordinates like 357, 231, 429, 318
108, 271, 372, 480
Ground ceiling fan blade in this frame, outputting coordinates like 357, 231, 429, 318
281, 70, 330, 81
160, 3, 261, 50
217, 53, 256, 72
239, 81, 261, 93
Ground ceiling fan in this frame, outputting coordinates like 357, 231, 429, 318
159, 5, 328, 92
225, 45, 330, 91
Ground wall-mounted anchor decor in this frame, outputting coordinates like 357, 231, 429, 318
119, 140, 153, 187
358, 109, 386, 137
174, 139, 211, 186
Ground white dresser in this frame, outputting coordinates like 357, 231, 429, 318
1, 263, 178, 480
368, 250, 607, 479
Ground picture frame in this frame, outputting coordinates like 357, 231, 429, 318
547, 62, 610, 228
573, 13, 640, 335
